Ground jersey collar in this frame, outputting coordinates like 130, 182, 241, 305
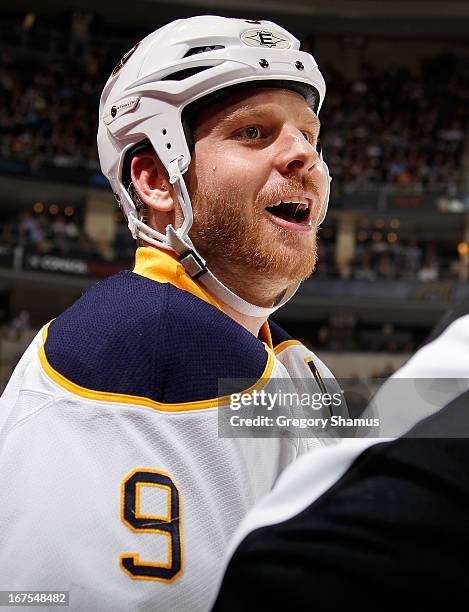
133, 247, 273, 349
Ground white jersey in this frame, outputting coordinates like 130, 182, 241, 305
0, 248, 339, 611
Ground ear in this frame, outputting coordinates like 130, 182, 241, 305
130, 151, 175, 212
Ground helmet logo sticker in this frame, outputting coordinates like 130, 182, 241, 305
112, 97, 140, 115
104, 97, 140, 125
241, 29, 290, 49
111, 41, 141, 77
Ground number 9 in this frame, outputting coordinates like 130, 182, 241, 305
120, 469, 183, 582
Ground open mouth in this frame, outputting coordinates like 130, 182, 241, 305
265, 197, 311, 227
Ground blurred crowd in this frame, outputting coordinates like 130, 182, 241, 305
320, 58, 468, 190
0, 12, 468, 189
1, 211, 98, 257
352, 239, 442, 281
316, 233, 458, 281
0, 210, 135, 263
0, 49, 102, 173
314, 320, 416, 358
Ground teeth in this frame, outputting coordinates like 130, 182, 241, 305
270, 197, 309, 210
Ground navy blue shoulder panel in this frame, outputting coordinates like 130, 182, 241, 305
44, 271, 268, 404
268, 319, 296, 348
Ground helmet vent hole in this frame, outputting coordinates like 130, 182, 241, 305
161, 66, 212, 81
162, 129, 167, 135
166, 143, 172, 149
183, 45, 224, 57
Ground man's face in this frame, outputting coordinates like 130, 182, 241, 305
185, 88, 328, 290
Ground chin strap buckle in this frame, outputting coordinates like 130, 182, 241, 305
168, 156, 184, 185
178, 249, 208, 280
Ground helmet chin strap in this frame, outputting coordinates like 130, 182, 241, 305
129, 156, 301, 318
165, 224, 300, 318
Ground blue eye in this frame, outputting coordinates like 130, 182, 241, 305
242, 126, 260, 139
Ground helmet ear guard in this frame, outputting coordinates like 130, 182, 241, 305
98, 15, 331, 317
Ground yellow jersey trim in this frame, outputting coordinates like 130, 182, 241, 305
273, 339, 303, 355
133, 247, 273, 349
39, 322, 274, 412
260, 319, 272, 349
133, 246, 221, 310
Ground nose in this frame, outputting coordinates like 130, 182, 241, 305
274, 125, 320, 176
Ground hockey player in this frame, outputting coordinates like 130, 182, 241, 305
0, 16, 338, 611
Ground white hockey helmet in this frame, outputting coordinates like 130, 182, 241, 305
97, 15, 330, 317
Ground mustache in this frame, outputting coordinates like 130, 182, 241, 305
255, 178, 321, 208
